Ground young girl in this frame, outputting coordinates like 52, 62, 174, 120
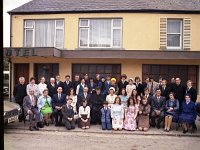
78, 100, 90, 129
119, 88, 129, 108
124, 97, 138, 131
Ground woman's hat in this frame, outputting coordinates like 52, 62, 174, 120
128, 78, 134, 82
109, 87, 115, 92
110, 78, 116, 82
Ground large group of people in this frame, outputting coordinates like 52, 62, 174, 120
13, 73, 199, 133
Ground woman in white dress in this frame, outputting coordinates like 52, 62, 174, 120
111, 96, 124, 130
38, 77, 47, 98
126, 78, 136, 97
106, 87, 117, 108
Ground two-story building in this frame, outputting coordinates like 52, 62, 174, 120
4, 0, 200, 100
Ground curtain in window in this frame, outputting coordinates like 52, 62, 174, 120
25, 30, 33, 47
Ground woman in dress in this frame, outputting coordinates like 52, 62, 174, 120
67, 88, 78, 119
131, 89, 141, 107
179, 94, 197, 133
126, 78, 136, 97
111, 96, 124, 130
37, 89, 52, 126
124, 97, 138, 131
138, 96, 151, 131
79, 99, 91, 129
164, 92, 179, 132
38, 77, 47, 98
106, 87, 117, 108
119, 88, 129, 108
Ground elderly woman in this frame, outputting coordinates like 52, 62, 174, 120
179, 94, 197, 133
37, 89, 52, 126
106, 87, 117, 108
164, 92, 179, 132
126, 78, 136, 97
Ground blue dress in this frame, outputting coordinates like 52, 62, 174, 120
165, 99, 179, 116
179, 101, 197, 124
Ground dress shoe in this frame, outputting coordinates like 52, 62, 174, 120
33, 126, 39, 131
55, 123, 59, 127
29, 126, 34, 131
156, 124, 160, 129
183, 129, 188, 134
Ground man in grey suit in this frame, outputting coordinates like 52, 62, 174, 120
23, 89, 40, 131
151, 89, 166, 129
147, 78, 159, 95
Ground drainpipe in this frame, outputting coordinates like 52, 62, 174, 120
9, 14, 12, 102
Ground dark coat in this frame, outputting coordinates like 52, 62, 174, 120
13, 83, 27, 105
56, 81, 63, 89
88, 82, 97, 94
151, 96, 166, 112
118, 80, 128, 95
159, 85, 171, 99
61, 105, 74, 122
90, 93, 105, 111
62, 81, 73, 95
134, 83, 144, 96
72, 81, 80, 92
52, 93, 66, 109
77, 93, 91, 109
101, 108, 111, 123
47, 83, 57, 98
186, 87, 197, 103
172, 84, 186, 104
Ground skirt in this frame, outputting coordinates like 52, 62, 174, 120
41, 106, 52, 116
80, 114, 90, 127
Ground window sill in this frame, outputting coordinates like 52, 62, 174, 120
75, 48, 125, 50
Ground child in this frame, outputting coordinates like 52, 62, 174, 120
101, 101, 112, 130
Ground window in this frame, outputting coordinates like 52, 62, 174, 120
24, 20, 64, 48
79, 19, 122, 48
167, 19, 182, 49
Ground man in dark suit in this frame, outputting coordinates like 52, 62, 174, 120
72, 74, 80, 92
55, 74, 63, 89
151, 89, 166, 129
84, 73, 90, 86
63, 75, 73, 95
23, 89, 40, 131
77, 87, 91, 111
52, 87, 66, 126
134, 76, 144, 96
47, 77, 57, 98
186, 80, 197, 103
142, 77, 149, 89
88, 78, 97, 94
144, 87, 153, 106
13, 77, 27, 122
118, 74, 128, 95
159, 79, 171, 100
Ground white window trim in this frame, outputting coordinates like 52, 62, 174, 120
167, 19, 183, 50
79, 19, 122, 49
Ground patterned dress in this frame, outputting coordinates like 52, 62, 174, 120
124, 105, 138, 131
111, 104, 124, 129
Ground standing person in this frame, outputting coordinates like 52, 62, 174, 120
124, 97, 138, 131
105, 75, 111, 94
119, 88, 129, 107
126, 78, 136, 97
88, 78, 97, 94
151, 89, 166, 129
63, 75, 73, 95
172, 78, 186, 109
37, 89, 52, 126
106, 87, 117, 108
23, 89, 40, 131
98, 76, 107, 95
134, 76, 144, 96
26, 77, 40, 98
185, 80, 197, 103
159, 79, 171, 99
138, 97, 151, 132
179, 94, 197, 133
168, 77, 176, 92
111, 96, 124, 130
52, 87, 66, 126
101, 101, 112, 130
55, 74, 63, 89
13, 77, 27, 122
84, 73, 89, 86
109, 78, 119, 95
72, 74, 80, 92
61, 98, 75, 130
76, 78, 87, 95
143, 88, 153, 106
118, 74, 128, 95
142, 77, 149, 89
47, 77, 57, 98
79, 100, 91, 129
77, 87, 91, 111
90, 87, 105, 125
164, 92, 179, 132
147, 77, 159, 96
94, 74, 101, 86
38, 77, 47, 97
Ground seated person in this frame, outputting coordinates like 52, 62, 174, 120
79, 100, 91, 129
23, 89, 40, 131
150, 89, 166, 129
101, 101, 112, 130
164, 92, 179, 132
179, 94, 197, 133
61, 98, 75, 130
138, 97, 151, 132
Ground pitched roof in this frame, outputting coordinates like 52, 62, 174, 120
8, 0, 200, 14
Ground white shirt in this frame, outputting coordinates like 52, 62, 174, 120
106, 94, 117, 108
78, 106, 90, 118
126, 84, 136, 97
38, 83, 47, 95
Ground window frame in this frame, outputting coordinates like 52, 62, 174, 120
166, 19, 183, 50
78, 18, 122, 49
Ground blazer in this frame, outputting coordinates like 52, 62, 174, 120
52, 93, 66, 109
23, 95, 38, 114
37, 95, 52, 112
61, 105, 74, 121
147, 81, 159, 95
118, 80, 128, 95
77, 93, 91, 109
186, 87, 197, 103
101, 108, 111, 123
172, 84, 186, 104
151, 95, 166, 112
13, 83, 27, 104
63, 81, 73, 95
134, 83, 144, 96
56, 81, 63, 89
88, 82, 97, 94
47, 83, 57, 98
159, 85, 171, 99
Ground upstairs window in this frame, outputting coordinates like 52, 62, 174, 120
24, 20, 64, 48
79, 19, 122, 48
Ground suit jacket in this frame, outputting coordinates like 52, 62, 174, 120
118, 80, 128, 95
72, 81, 80, 92
186, 87, 197, 103
47, 83, 57, 98
23, 95, 38, 115
145, 94, 153, 106
159, 85, 171, 99
147, 81, 159, 95
134, 83, 144, 96
172, 84, 186, 104
63, 81, 73, 95
90, 93, 105, 111
88, 83, 97, 94
13, 83, 27, 104
61, 105, 74, 121
77, 93, 91, 109
52, 93, 66, 109
151, 96, 166, 112
56, 81, 63, 89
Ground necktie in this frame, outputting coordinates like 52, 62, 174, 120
58, 94, 61, 100
84, 93, 87, 98
150, 82, 153, 94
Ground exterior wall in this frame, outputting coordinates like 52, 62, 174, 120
11, 13, 200, 50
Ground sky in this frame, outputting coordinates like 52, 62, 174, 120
3, 0, 32, 47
